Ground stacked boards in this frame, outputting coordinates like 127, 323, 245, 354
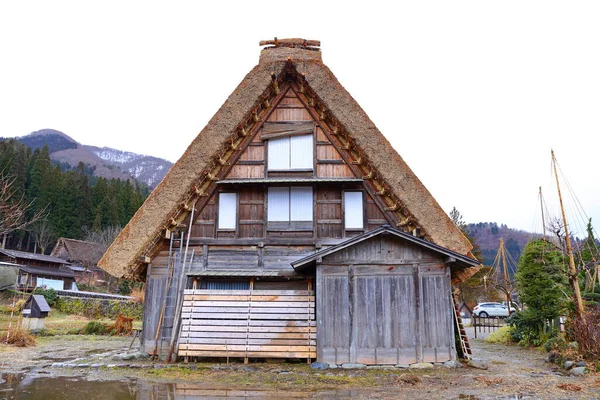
178, 289, 316, 360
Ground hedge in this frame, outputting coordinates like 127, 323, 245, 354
55, 297, 143, 320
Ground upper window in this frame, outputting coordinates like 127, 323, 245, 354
267, 186, 313, 230
344, 191, 364, 230
267, 135, 313, 170
218, 192, 237, 230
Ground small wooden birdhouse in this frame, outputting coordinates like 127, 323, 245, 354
22, 295, 51, 331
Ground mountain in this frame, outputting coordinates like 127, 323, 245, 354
85, 145, 171, 188
468, 222, 541, 266
15, 129, 172, 188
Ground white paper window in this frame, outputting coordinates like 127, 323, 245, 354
344, 191, 364, 229
268, 134, 313, 170
267, 187, 290, 221
290, 187, 313, 221
268, 187, 313, 221
218, 193, 237, 229
267, 137, 290, 170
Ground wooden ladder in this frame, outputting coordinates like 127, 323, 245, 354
452, 295, 471, 360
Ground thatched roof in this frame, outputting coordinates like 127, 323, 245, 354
51, 238, 105, 267
98, 38, 479, 281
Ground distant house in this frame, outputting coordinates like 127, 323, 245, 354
0, 248, 75, 291
51, 238, 107, 284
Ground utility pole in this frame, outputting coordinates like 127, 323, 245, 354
551, 150, 585, 318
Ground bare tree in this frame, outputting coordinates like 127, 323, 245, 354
82, 225, 122, 251
31, 219, 55, 254
0, 171, 45, 248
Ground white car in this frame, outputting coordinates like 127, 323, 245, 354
473, 302, 517, 317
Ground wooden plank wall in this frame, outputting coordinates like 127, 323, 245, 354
178, 289, 316, 359
142, 253, 184, 354
317, 234, 454, 365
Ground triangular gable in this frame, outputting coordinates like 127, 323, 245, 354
291, 225, 479, 283
98, 39, 477, 281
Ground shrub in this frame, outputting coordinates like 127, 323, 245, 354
567, 307, 600, 360
55, 297, 143, 320
82, 321, 109, 335
32, 287, 58, 306
484, 326, 514, 344
543, 336, 567, 353
507, 311, 557, 346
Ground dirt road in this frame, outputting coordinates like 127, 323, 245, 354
1, 334, 598, 399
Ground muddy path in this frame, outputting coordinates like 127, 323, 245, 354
1, 334, 598, 399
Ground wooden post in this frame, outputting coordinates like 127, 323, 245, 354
413, 264, 423, 363
499, 239, 511, 318
539, 186, 546, 240
552, 150, 585, 318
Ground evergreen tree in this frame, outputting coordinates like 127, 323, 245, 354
512, 239, 567, 343
0, 140, 148, 250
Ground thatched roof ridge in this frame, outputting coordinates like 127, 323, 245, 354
98, 41, 477, 280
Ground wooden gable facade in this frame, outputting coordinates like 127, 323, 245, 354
105, 39, 480, 364
144, 78, 401, 361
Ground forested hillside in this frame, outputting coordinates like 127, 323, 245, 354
468, 222, 540, 266
0, 139, 148, 253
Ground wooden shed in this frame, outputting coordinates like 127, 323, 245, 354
98, 38, 481, 364
293, 226, 478, 365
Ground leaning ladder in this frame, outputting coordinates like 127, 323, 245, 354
452, 294, 471, 360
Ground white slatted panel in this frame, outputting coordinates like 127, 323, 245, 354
344, 191, 363, 229
267, 137, 290, 170
290, 135, 313, 169
218, 193, 237, 229
268, 187, 290, 221
291, 187, 313, 221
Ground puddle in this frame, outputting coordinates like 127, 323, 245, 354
0, 372, 137, 399
0, 373, 360, 399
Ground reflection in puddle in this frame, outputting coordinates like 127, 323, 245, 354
0, 372, 137, 399
0, 373, 358, 399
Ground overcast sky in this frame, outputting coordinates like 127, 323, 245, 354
1, 1, 598, 236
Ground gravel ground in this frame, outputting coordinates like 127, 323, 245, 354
0, 333, 598, 399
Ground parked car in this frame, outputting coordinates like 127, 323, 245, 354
473, 302, 517, 317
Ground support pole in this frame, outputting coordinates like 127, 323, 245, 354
552, 150, 585, 318
499, 239, 511, 317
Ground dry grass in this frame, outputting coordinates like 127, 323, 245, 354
395, 374, 422, 386
475, 376, 504, 386
109, 314, 134, 335
4, 324, 36, 347
130, 287, 145, 304
557, 383, 581, 391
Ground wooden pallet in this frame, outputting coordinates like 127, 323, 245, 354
178, 289, 316, 361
